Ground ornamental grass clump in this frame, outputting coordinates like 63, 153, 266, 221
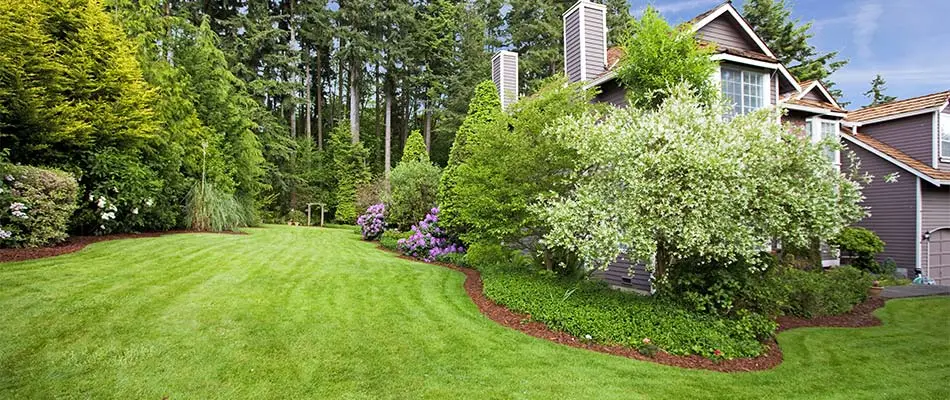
397, 207, 464, 262
357, 203, 386, 240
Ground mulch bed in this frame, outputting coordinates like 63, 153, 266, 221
776, 297, 885, 332
0, 230, 245, 263
381, 245, 886, 373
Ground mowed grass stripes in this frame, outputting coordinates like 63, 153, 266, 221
0, 225, 947, 399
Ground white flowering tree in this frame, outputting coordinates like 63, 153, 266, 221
535, 85, 866, 279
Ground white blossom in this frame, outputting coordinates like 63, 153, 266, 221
4, 175, 12, 182
145, 198, 154, 207
97, 196, 107, 209
0, 229, 10, 239
88, 193, 95, 201
535, 84, 866, 274
132, 208, 139, 215
101, 211, 115, 220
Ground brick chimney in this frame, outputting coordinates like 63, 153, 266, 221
563, 0, 608, 83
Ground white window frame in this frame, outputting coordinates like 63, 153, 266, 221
806, 117, 841, 167
939, 113, 950, 161
719, 66, 770, 118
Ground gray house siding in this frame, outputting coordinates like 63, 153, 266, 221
802, 88, 824, 102
592, 79, 628, 107
696, 15, 758, 51
845, 143, 918, 270
583, 9, 606, 80
564, 10, 581, 82
860, 113, 934, 166
502, 53, 518, 108
598, 254, 651, 293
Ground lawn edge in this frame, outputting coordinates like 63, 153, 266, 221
376, 244, 891, 373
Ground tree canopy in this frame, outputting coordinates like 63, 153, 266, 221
863, 74, 897, 107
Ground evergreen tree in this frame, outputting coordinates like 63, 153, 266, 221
863, 74, 897, 107
329, 124, 370, 223
742, 0, 848, 102
401, 130, 429, 164
506, 0, 573, 93
601, 0, 633, 46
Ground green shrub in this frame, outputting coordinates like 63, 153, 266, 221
435, 252, 469, 268
481, 268, 775, 359
380, 230, 410, 252
400, 130, 429, 164
185, 182, 247, 232
832, 227, 885, 273
286, 209, 307, 225
660, 252, 788, 316
387, 160, 441, 230
466, 242, 534, 272
0, 164, 79, 247
781, 266, 873, 318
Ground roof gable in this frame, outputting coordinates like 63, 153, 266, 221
841, 129, 950, 186
689, 2, 775, 59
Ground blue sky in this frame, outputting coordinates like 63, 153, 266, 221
631, 0, 950, 108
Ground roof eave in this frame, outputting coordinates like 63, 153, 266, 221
840, 133, 945, 187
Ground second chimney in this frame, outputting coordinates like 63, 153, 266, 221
492, 51, 519, 109
563, 0, 608, 83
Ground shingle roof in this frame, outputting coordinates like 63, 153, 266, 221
841, 129, 950, 181
787, 98, 846, 113
606, 47, 623, 70
845, 91, 950, 123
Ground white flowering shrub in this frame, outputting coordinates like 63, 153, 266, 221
0, 164, 79, 247
535, 85, 866, 282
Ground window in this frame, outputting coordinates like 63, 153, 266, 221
807, 117, 840, 165
721, 67, 765, 117
941, 113, 950, 160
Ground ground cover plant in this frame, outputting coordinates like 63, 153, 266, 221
0, 227, 947, 399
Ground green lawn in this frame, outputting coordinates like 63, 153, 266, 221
1, 226, 948, 399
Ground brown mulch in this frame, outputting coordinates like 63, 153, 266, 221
776, 297, 885, 332
0, 230, 245, 263
380, 245, 887, 373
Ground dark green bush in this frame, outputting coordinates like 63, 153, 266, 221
380, 230, 409, 252
387, 160, 441, 230
831, 227, 885, 273
466, 242, 534, 272
0, 164, 79, 247
481, 268, 775, 359
781, 266, 873, 318
661, 252, 788, 317
286, 209, 307, 225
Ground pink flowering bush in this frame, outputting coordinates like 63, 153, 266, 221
397, 207, 464, 262
357, 203, 386, 240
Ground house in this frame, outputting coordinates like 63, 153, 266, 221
840, 91, 950, 284
491, 0, 846, 293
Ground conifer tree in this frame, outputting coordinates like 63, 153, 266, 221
863, 74, 897, 107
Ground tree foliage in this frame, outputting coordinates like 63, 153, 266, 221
387, 159, 441, 230
536, 84, 866, 282
615, 8, 718, 109
863, 75, 897, 107
743, 0, 848, 101
442, 77, 598, 250
400, 130, 429, 164
329, 124, 371, 223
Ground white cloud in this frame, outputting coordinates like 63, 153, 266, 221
852, 1, 883, 59
832, 66, 950, 85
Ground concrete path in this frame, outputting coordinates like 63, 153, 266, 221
882, 285, 950, 298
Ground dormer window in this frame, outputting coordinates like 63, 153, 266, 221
940, 113, 950, 160
805, 117, 840, 165
721, 67, 767, 118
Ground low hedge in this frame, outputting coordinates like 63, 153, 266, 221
379, 230, 409, 252
0, 164, 79, 247
481, 268, 775, 359
781, 266, 873, 318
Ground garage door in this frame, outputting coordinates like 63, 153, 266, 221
925, 229, 950, 285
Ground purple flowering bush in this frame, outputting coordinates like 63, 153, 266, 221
357, 203, 386, 240
397, 207, 464, 262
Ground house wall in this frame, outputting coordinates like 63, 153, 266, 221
583, 8, 606, 80
598, 254, 651, 293
592, 78, 628, 107
860, 113, 934, 166
783, 110, 810, 138
802, 88, 824, 102
564, 10, 582, 82
921, 182, 950, 270
501, 52, 518, 108
845, 143, 918, 270
695, 14, 758, 51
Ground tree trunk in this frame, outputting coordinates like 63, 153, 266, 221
316, 55, 323, 150
349, 58, 360, 144
305, 62, 312, 141
337, 56, 344, 127
375, 61, 380, 144
385, 79, 392, 177
424, 101, 431, 152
